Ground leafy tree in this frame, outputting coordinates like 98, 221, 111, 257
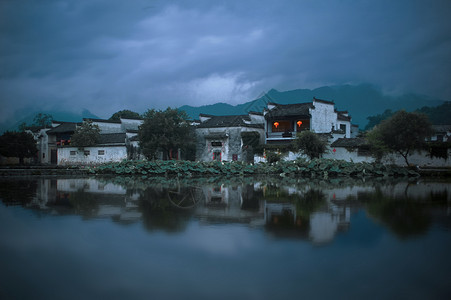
293, 131, 327, 159
415, 101, 451, 125
366, 110, 433, 165
109, 110, 141, 121
0, 131, 37, 164
70, 121, 101, 148
138, 108, 194, 160
33, 113, 53, 127
364, 109, 394, 130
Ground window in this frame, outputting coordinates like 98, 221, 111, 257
70, 151, 76, 156
272, 120, 292, 132
84, 150, 90, 156
340, 124, 347, 132
98, 150, 105, 155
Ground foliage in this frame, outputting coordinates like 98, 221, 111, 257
266, 151, 282, 163
33, 113, 53, 127
0, 131, 37, 164
86, 158, 419, 178
138, 108, 195, 160
241, 132, 260, 148
70, 120, 101, 148
415, 101, 451, 125
18, 113, 54, 132
292, 131, 327, 159
109, 110, 141, 121
366, 110, 433, 165
427, 141, 451, 160
365, 101, 451, 130
254, 144, 292, 156
364, 109, 394, 130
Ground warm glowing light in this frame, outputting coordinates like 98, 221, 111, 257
297, 121, 303, 127
273, 122, 279, 128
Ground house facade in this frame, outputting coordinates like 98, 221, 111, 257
264, 98, 352, 144
41, 117, 144, 165
195, 112, 265, 162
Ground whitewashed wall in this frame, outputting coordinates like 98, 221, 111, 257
310, 101, 337, 133
58, 146, 127, 165
323, 147, 375, 163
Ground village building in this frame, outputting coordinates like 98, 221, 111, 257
195, 112, 265, 162
263, 97, 354, 145
430, 125, 451, 142
40, 117, 144, 165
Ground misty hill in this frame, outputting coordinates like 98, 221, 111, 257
180, 84, 445, 128
1, 109, 99, 133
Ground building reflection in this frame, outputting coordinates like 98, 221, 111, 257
2, 177, 449, 243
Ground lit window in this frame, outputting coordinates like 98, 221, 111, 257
271, 120, 292, 132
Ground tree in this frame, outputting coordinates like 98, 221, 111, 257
364, 109, 394, 130
109, 110, 141, 121
70, 121, 101, 148
366, 110, 433, 166
0, 131, 37, 164
138, 108, 194, 160
293, 131, 327, 160
33, 113, 53, 128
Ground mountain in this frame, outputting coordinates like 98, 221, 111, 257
179, 84, 445, 128
0, 108, 99, 133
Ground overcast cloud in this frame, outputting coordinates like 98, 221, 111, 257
1, 0, 450, 122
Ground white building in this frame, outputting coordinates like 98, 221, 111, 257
263, 97, 353, 145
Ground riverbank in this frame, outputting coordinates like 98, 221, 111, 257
0, 159, 441, 177
1, 160, 450, 177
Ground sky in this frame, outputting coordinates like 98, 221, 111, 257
1, 0, 451, 122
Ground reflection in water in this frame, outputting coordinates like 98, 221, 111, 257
1, 176, 450, 244
1, 176, 451, 299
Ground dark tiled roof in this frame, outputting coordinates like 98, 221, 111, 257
197, 115, 264, 129
125, 129, 139, 133
47, 122, 78, 134
265, 103, 313, 119
84, 118, 121, 124
337, 113, 351, 121
432, 125, 451, 133
331, 137, 367, 148
98, 133, 126, 145
248, 111, 263, 116
313, 97, 334, 105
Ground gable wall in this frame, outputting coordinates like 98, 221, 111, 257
310, 101, 337, 133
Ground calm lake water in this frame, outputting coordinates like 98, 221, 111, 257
1, 176, 450, 299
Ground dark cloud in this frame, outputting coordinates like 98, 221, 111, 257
1, 0, 450, 122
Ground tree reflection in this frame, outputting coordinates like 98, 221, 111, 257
0, 179, 37, 206
360, 187, 449, 239
138, 184, 196, 232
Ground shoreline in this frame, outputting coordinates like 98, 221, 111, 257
1, 163, 450, 178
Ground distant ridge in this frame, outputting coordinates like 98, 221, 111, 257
179, 84, 445, 128
1, 108, 99, 133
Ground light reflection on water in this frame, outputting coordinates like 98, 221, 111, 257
0, 176, 450, 299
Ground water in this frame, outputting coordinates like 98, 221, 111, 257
0, 176, 450, 299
